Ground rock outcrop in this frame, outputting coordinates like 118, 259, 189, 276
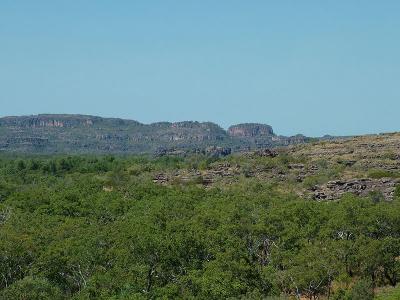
0, 114, 104, 128
0, 114, 314, 154
228, 123, 274, 137
253, 148, 278, 158
311, 178, 400, 201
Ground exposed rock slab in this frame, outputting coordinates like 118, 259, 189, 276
310, 178, 400, 201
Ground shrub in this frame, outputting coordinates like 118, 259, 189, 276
349, 278, 374, 300
368, 169, 400, 179
0, 276, 63, 300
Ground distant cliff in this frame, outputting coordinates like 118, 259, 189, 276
0, 114, 312, 154
228, 123, 274, 137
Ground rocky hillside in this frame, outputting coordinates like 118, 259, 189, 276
0, 114, 311, 154
151, 132, 400, 201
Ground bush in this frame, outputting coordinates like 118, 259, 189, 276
369, 190, 385, 203
349, 278, 374, 300
375, 285, 400, 300
368, 169, 400, 179
382, 152, 397, 160
303, 174, 330, 188
0, 276, 63, 300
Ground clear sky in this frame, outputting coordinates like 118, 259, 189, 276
1, 1, 399, 136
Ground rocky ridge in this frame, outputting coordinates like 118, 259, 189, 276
0, 114, 311, 154
228, 123, 274, 137
152, 132, 400, 201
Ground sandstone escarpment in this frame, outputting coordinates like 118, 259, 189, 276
0, 114, 313, 154
228, 123, 274, 137
0, 115, 98, 128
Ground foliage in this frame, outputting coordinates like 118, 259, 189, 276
375, 285, 400, 300
368, 169, 400, 179
0, 276, 63, 300
0, 154, 399, 299
348, 278, 374, 300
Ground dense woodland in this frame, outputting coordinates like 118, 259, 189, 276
0, 154, 400, 299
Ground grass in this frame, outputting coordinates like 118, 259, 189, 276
375, 285, 400, 300
367, 169, 400, 179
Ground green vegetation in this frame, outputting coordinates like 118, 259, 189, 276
375, 285, 400, 300
367, 169, 400, 179
0, 154, 400, 299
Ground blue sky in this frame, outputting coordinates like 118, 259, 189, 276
1, 1, 399, 136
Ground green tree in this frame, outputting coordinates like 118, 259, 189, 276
0, 276, 63, 300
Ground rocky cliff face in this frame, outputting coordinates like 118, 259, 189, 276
226, 123, 311, 150
0, 115, 97, 128
0, 114, 142, 128
228, 123, 274, 137
0, 114, 312, 154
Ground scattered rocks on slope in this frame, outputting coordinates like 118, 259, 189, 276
153, 147, 189, 157
153, 173, 169, 184
253, 148, 278, 158
204, 146, 232, 157
288, 163, 305, 170
310, 178, 400, 201
152, 163, 241, 186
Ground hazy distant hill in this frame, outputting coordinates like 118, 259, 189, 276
0, 114, 312, 154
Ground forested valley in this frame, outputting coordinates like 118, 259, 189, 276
1, 143, 400, 299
